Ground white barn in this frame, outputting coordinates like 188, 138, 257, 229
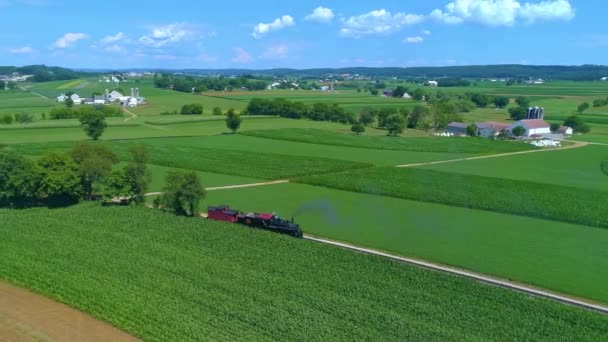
57, 94, 67, 102
70, 94, 82, 104
426, 80, 438, 87
510, 119, 551, 137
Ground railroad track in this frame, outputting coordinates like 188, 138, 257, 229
303, 235, 608, 315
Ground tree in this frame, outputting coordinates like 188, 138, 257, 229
1, 114, 13, 125
466, 124, 478, 137
377, 108, 398, 128
412, 88, 425, 101
79, 111, 107, 140
180, 103, 203, 115
512, 126, 526, 137
124, 146, 151, 204
563, 115, 590, 133
225, 109, 242, 133
14, 112, 33, 123
158, 170, 206, 217
577, 102, 590, 114
470, 93, 491, 108
392, 85, 409, 98
359, 111, 375, 126
212, 107, 223, 116
70, 142, 118, 200
508, 106, 527, 121
65, 97, 74, 108
407, 105, 431, 129
515, 96, 530, 108
550, 123, 561, 133
0, 152, 40, 207
493, 96, 510, 108
370, 89, 379, 96
36, 152, 82, 206
386, 114, 405, 136
351, 123, 365, 135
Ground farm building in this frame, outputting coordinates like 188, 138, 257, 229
475, 122, 511, 138
70, 94, 82, 105
426, 80, 438, 87
446, 122, 469, 136
56, 94, 67, 102
602, 77, 608, 81
558, 126, 573, 135
510, 119, 551, 137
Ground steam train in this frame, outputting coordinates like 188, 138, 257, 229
207, 205, 304, 238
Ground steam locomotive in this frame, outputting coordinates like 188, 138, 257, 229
207, 205, 303, 238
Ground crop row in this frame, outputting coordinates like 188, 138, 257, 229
7, 141, 370, 180
297, 167, 608, 229
241, 128, 536, 154
1, 204, 607, 341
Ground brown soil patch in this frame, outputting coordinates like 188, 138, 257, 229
0, 281, 139, 342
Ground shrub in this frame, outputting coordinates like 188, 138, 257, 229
14, 112, 34, 123
1, 114, 13, 124
180, 104, 203, 115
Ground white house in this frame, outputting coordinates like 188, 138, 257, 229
602, 77, 608, 81
70, 94, 82, 105
558, 126, 573, 135
402, 92, 412, 99
108, 91, 124, 102
510, 119, 551, 137
426, 80, 438, 87
57, 94, 67, 102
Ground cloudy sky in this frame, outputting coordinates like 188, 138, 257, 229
0, 0, 603, 69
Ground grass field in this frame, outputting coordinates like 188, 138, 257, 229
421, 144, 608, 191
2, 204, 607, 341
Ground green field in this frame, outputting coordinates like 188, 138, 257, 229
199, 182, 608, 304
296, 166, 608, 228
4, 77, 608, 337
421, 145, 608, 191
241, 128, 535, 154
2, 204, 607, 341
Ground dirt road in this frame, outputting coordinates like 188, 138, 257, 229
145, 180, 289, 197
0, 282, 139, 342
396, 141, 589, 168
122, 108, 138, 122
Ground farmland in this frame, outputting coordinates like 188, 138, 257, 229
3, 75, 608, 338
2, 204, 608, 341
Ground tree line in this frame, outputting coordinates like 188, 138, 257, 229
154, 74, 269, 93
0, 143, 207, 216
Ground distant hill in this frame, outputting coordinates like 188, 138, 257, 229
80, 64, 608, 81
0, 65, 91, 82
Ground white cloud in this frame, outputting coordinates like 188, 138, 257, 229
104, 44, 125, 53
100, 32, 127, 44
8, 46, 34, 54
422, 29, 432, 35
430, 0, 574, 27
305, 6, 334, 23
261, 44, 289, 60
252, 15, 295, 39
404, 36, 424, 44
340, 9, 425, 38
232, 47, 253, 64
139, 23, 196, 47
520, 0, 575, 22
52, 32, 88, 49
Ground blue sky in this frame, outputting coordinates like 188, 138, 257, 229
0, 0, 604, 69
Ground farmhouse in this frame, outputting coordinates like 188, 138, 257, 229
510, 119, 551, 137
601, 77, 608, 81
475, 122, 511, 138
446, 122, 469, 136
426, 80, 438, 87
70, 94, 82, 105
56, 94, 67, 102
558, 126, 573, 135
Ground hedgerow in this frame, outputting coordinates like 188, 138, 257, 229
297, 167, 608, 229
1, 204, 607, 341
